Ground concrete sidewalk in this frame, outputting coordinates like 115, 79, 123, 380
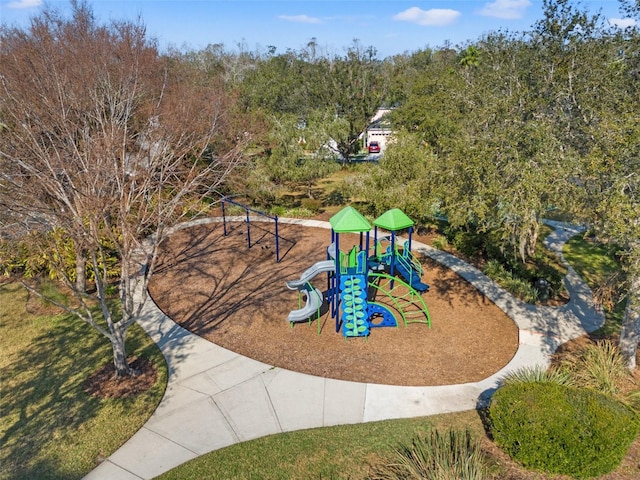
84, 219, 604, 480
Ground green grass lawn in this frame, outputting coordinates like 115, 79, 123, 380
563, 235, 620, 288
269, 162, 376, 217
0, 281, 167, 480
155, 411, 489, 480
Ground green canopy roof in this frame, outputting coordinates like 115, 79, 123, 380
373, 208, 414, 231
329, 206, 372, 233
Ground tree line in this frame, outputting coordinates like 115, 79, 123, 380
2, 0, 640, 376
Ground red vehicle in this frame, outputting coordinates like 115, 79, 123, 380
368, 141, 380, 153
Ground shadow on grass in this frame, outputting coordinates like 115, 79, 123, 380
1, 311, 107, 478
0, 303, 164, 480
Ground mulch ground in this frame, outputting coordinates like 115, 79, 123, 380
82, 356, 157, 398
147, 220, 519, 386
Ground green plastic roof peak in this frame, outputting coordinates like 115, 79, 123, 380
373, 208, 414, 231
329, 206, 372, 233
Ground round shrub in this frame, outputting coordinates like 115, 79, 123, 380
489, 382, 640, 478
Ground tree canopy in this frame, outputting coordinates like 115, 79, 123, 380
370, 0, 640, 366
0, 1, 247, 375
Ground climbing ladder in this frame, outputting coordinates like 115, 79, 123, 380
340, 275, 369, 337
368, 273, 431, 327
335, 245, 429, 337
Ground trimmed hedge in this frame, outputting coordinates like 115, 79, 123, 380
489, 382, 640, 478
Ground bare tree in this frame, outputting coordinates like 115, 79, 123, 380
0, 1, 246, 376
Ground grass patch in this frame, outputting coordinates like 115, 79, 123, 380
501, 365, 574, 387
0, 281, 167, 480
563, 234, 625, 334
156, 411, 487, 480
563, 235, 620, 287
259, 163, 376, 217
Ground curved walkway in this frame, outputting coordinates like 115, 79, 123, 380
84, 219, 604, 480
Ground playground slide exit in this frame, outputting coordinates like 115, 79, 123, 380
285, 260, 334, 323
286, 285, 324, 323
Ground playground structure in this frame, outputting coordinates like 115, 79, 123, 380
286, 206, 431, 338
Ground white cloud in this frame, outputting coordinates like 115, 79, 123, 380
479, 0, 531, 20
609, 17, 637, 29
278, 14, 322, 25
6, 0, 42, 8
393, 7, 460, 27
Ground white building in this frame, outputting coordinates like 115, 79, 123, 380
364, 108, 393, 152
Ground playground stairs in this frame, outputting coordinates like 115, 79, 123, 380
402, 240, 424, 275
392, 256, 430, 293
376, 239, 429, 293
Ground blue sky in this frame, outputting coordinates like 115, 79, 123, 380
1, 0, 634, 58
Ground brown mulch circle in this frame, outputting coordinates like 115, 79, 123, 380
83, 356, 157, 398
148, 220, 520, 387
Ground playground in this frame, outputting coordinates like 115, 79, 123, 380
148, 213, 519, 386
